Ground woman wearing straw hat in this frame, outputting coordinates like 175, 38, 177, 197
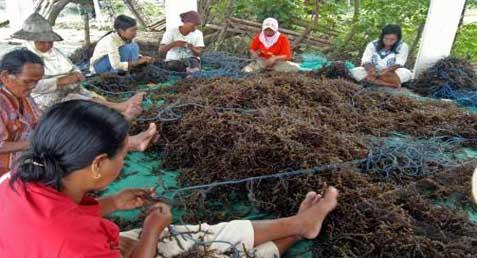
159, 11, 205, 73
12, 13, 146, 119
91, 15, 153, 74
243, 18, 300, 73
0, 97, 339, 258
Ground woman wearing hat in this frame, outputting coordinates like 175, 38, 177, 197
91, 15, 153, 74
350, 24, 413, 88
0, 97, 339, 258
243, 18, 299, 73
12, 13, 146, 118
0, 49, 158, 176
159, 11, 205, 73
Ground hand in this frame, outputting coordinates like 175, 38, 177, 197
143, 203, 172, 232
173, 41, 188, 48
264, 57, 276, 67
58, 72, 84, 86
379, 68, 390, 76
138, 56, 153, 65
72, 72, 85, 82
113, 188, 155, 211
119, 236, 138, 258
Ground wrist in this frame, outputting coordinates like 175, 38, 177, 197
143, 220, 168, 233
110, 195, 121, 211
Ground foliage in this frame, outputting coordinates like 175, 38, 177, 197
453, 24, 477, 62
227, 0, 309, 29
330, 0, 430, 63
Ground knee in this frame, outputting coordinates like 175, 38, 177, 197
395, 68, 413, 83
350, 67, 367, 81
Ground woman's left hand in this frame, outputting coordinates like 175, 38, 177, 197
113, 188, 155, 210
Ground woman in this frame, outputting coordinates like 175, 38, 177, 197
12, 13, 145, 117
351, 24, 413, 88
0, 49, 157, 176
159, 11, 205, 73
0, 99, 339, 258
243, 18, 300, 73
91, 15, 152, 74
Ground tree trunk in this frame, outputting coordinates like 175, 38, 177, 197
213, 0, 234, 51
82, 9, 91, 47
35, 0, 73, 25
123, 0, 148, 28
293, 0, 321, 50
407, 23, 425, 67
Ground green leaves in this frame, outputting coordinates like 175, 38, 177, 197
453, 24, 477, 61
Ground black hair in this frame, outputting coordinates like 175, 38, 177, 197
376, 24, 402, 53
10, 100, 129, 191
0, 48, 44, 75
114, 15, 137, 31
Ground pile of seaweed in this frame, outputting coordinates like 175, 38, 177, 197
409, 57, 477, 108
125, 72, 477, 257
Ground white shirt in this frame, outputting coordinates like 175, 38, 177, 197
361, 40, 409, 70
160, 27, 205, 61
90, 32, 130, 73
25, 42, 80, 109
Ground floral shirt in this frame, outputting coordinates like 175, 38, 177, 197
0, 86, 41, 175
361, 40, 409, 70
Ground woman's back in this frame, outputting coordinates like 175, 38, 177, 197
0, 177, 120, 258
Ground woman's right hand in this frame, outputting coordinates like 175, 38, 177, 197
143, 203, 172, 232
57, 72, 84, 86
138, 56, 153, 65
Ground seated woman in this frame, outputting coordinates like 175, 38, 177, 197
159, 11, 204, 73
350, 24, 413, 88
0, 99, 339, 258
90, 15, 152, 74
12, 13, 144, 117
243, 18, 300, 73
0, 49, 157, 176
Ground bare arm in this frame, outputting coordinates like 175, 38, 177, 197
0, 141, 30, 154
130, 203, 172, 258
187, 44, 204, 57
159, 41, 187, 54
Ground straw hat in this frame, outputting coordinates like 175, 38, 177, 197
11, 13, 63, 42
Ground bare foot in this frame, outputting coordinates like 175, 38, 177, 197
298, 191, 322, 214
128, 92, 146, 106
299, 186, 339, 239
119, 92, 146, 119
128, 123, 158, 152
123, 102, 143, 120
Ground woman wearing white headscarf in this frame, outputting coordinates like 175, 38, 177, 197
243, 18, 299, 73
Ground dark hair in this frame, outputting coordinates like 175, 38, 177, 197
10, 100, 129, 191
377, 24, 402, 53
114, 15, 137, 31
0, 48, 44, 75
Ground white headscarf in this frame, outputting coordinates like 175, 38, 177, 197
259, 18, 281, 49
